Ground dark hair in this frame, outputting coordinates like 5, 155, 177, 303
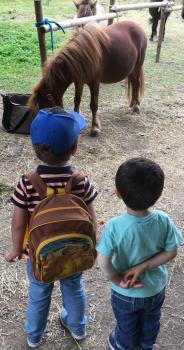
115, 157, 165, 210
33, 144, 74, 166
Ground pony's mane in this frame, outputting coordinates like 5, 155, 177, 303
45, 23, 110, 87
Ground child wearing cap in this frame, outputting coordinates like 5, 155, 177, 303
96, 157, 182, 350
5, 107, 98, 348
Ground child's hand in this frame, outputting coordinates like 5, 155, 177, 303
119, 276, 143, 289
122, 264, 146, 288
5, 248, 22, 263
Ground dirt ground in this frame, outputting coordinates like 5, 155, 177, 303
1, 13, 184, 350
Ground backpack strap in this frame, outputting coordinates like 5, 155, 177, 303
65, 172, 85, 194
25, 172, 85, 198
25, 173, 47, 199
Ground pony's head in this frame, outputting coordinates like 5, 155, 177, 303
27, 77, 64, 114
27, 58, 71, 113
74, 0, 97, 17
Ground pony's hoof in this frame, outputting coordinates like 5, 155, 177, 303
90, 127, 101, 137
132, 105, 140, 114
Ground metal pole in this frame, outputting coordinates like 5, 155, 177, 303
155, 8, 166, 63
34, 0, 47, 66
108, 0, 116, 25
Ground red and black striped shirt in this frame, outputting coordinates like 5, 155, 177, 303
11, 165, 98, 214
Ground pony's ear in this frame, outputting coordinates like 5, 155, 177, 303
73, 0, 80, 9
116, 188, 122, 199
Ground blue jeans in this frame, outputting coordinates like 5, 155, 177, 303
25, 259, 87, 343
111, 288, 165, 350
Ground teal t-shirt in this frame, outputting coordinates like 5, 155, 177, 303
96, 210, 182, 297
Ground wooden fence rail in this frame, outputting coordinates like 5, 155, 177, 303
34, 0, 182, 65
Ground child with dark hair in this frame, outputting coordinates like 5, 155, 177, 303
5, 107, 98, 348
97, 157, 182, 350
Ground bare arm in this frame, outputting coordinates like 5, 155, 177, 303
123, 250, 177, 287
143, 250, 177, 269
5, 206, 28, 262
87, 202, 98, 237
98, 253, 143, 288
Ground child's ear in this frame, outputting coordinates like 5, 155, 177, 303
71, 143, 78, 155
116, 188, 122, 198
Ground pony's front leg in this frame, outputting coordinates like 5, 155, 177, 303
74, 83, 84, 112
89, 81, 101, 137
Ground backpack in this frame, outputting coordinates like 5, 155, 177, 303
25, 172, 96, 283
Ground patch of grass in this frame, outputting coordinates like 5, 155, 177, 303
0, 20, 70, 92
0, 183, 14, 196
0, 0, 73, 93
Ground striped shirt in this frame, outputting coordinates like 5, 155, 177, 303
11, 165, 98, 215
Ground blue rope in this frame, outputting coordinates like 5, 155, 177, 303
35, 18, 65, 53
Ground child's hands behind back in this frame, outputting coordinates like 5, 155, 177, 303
119, 275, 144, 288
121, 263, 146, 288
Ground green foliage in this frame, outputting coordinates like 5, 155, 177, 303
0, 0, 72, 93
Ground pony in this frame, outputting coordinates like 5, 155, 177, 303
28, 21, 147, 136
182, 0, 184, 18
73, 0, 105, 19
149, 0, 170, 41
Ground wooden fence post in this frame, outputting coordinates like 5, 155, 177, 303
34, 0, 47, 66
108, 0, 116, 25
155, 8, 166, 63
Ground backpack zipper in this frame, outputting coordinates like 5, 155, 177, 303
34, 206, 90, 218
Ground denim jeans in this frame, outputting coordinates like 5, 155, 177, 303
111, 288, 165, 350
25, 259, 87, 343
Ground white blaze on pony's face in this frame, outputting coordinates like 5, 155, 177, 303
74, 0, 97, 17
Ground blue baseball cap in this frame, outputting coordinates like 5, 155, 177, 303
30, 107, 86, 154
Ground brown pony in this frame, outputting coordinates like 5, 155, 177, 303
28, 21, 147, 136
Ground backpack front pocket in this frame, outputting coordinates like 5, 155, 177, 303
35, 234, 95, 283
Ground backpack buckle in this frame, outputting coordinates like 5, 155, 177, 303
46, 187, 55, 196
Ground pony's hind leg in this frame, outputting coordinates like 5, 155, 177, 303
128, 66, 144, 114
89, 80, 101, 137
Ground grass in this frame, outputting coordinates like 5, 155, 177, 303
0, 183, 14, 196
0, 21, 71, 92
0, 0, 75, 93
